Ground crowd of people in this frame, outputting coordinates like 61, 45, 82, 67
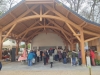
18, 48, 96, 67
0, 48, 96, 69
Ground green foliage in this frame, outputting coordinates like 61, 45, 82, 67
20, 44, 30, 49
95, 59, 100, 65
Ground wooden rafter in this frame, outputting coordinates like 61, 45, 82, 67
24, 25, 72, 36
10, 12, 16, 19
66, 23, 81, 42
2, 5, 39, 32
66, 11, 69, 17
40, 5, 42, 21
17, 20, 39, 38
44, 4, 81, 30
47, 19, 72, 36
26, 29, 41, 41
19, 31, 28, 42
85, 37, 99, 42
27, 29, 67, 43
61, 31, 71, 44
2, 23, 16, 42
79, 21, 86, 27
52, 29, 68, 44
25, 2, 54, 4
83, 30, 100, 37
43, 10, 50, 15
25, 3, 39, 15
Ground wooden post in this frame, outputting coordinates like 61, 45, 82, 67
16, 40, 19, 55
0, 29, 2, 59
80, 28, 86, 66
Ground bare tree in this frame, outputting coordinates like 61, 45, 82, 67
0, 0, 21, 15
60, 0, 100, 23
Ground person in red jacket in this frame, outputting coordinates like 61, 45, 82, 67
90, 49, 95, 66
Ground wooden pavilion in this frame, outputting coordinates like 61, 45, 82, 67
0, 0, 100, 66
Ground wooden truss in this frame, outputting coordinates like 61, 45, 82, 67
0, 0, 100, 66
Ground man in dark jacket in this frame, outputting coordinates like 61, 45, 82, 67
71, 50, 77, 66
0, 61, 2, 71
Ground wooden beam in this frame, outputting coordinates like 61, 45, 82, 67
39, 23, 43, 26
52, 29, 67, 41
82, 23, 87, 28
79, 21, 86, 27
61, 31, 71, 44
73, 34, 80, 36
80, 28, 86, 65
25, 3, 39, 15
10, 12, 16, 19
83, 30, 100, 37
43, 10, 50, 15
27, 30, 67, 42
2, 24, 16, 42
85, 37, 99, 42
47, 19, 72, 36
20, 31, 28, 43
25, 2, 54, 4
0, 29, 2, 59
17, 20, 39, 38
40, 5, 42, 21
2, 5, 39, 31
27, 26, 73, 37
44, 4, 81, 30
26, 29, 41, 41
52, 29, 68, 44
66, 11, 69, 17
66, 23, 81, 42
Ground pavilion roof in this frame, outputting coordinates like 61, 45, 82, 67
0, 0, 100, 43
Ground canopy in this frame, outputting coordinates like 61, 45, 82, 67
3, 40, 16, 49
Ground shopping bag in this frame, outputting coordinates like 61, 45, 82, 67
32, 58, 35, 63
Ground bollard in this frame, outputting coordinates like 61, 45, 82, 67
89, 67, 91, 75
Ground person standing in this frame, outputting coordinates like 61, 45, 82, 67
40, 50, 43, 61
62, 50, 67, 64
46, 51, 49, 64
49, 53, 53, 68
90, 49, 95, 66
37, 50, 40, 62
71, 50, 77, 66
27, 50, 35, 66
54, 48, 57, 61
78, 50, 82, 65
43, 51, 47, 65
86, 50, 91, 67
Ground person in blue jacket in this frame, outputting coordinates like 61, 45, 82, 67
27, 50, 35, 66
0, 61, 2, 71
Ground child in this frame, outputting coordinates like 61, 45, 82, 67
49, 53, 53, 68
0, 61, 2, 71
